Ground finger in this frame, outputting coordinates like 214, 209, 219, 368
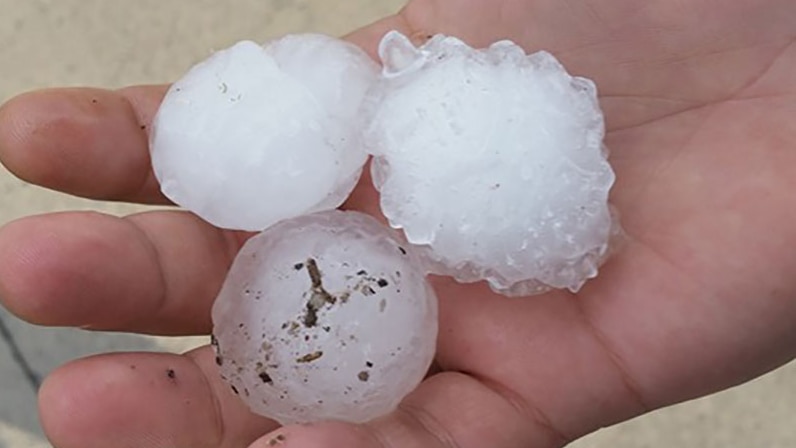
39, 346, 276, 448
341, 160, 383, 221
0, 210, 246, 335
248, 371, 563, 448
0, 85, 172, 204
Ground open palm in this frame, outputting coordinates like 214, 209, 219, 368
0, 1, 794, 447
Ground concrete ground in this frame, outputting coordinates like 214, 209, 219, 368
0, 1, 793, 447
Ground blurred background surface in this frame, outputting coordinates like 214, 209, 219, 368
0, 1, 793, 447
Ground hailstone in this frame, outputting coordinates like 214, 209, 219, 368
150, 34, 378, 231
211, 210, 438, 424
362, 31, 619, 296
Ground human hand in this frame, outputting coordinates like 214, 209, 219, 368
0, 1, 794, 447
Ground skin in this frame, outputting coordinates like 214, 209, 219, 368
0, 0, 794, 447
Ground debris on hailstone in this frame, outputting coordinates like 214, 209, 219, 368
211, 210, 438, 424
363, 31, 619, 296
150, 34, 379, 231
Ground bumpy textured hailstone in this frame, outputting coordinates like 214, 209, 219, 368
211, 210, 438, 424
150, 34, 378, 231
363, 31, 618, 296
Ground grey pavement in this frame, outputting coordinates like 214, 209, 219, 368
1, 1, 794, 447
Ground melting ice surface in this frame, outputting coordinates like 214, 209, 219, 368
150, 34, 378, 231
211, 210, 438, 425
363, 31, 619, 296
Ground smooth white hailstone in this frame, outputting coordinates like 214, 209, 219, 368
363, 31, 619, 296
150, 34, 378, 231
211, 210, 438, 424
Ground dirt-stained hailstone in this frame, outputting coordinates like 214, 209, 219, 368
150, 34, 378, 231
362, 31, 619, 296
211, 210, 438, 424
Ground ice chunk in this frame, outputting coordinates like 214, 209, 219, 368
363, 31, 618, 296
211, 210, 438, 424
150, 35, 378, 231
